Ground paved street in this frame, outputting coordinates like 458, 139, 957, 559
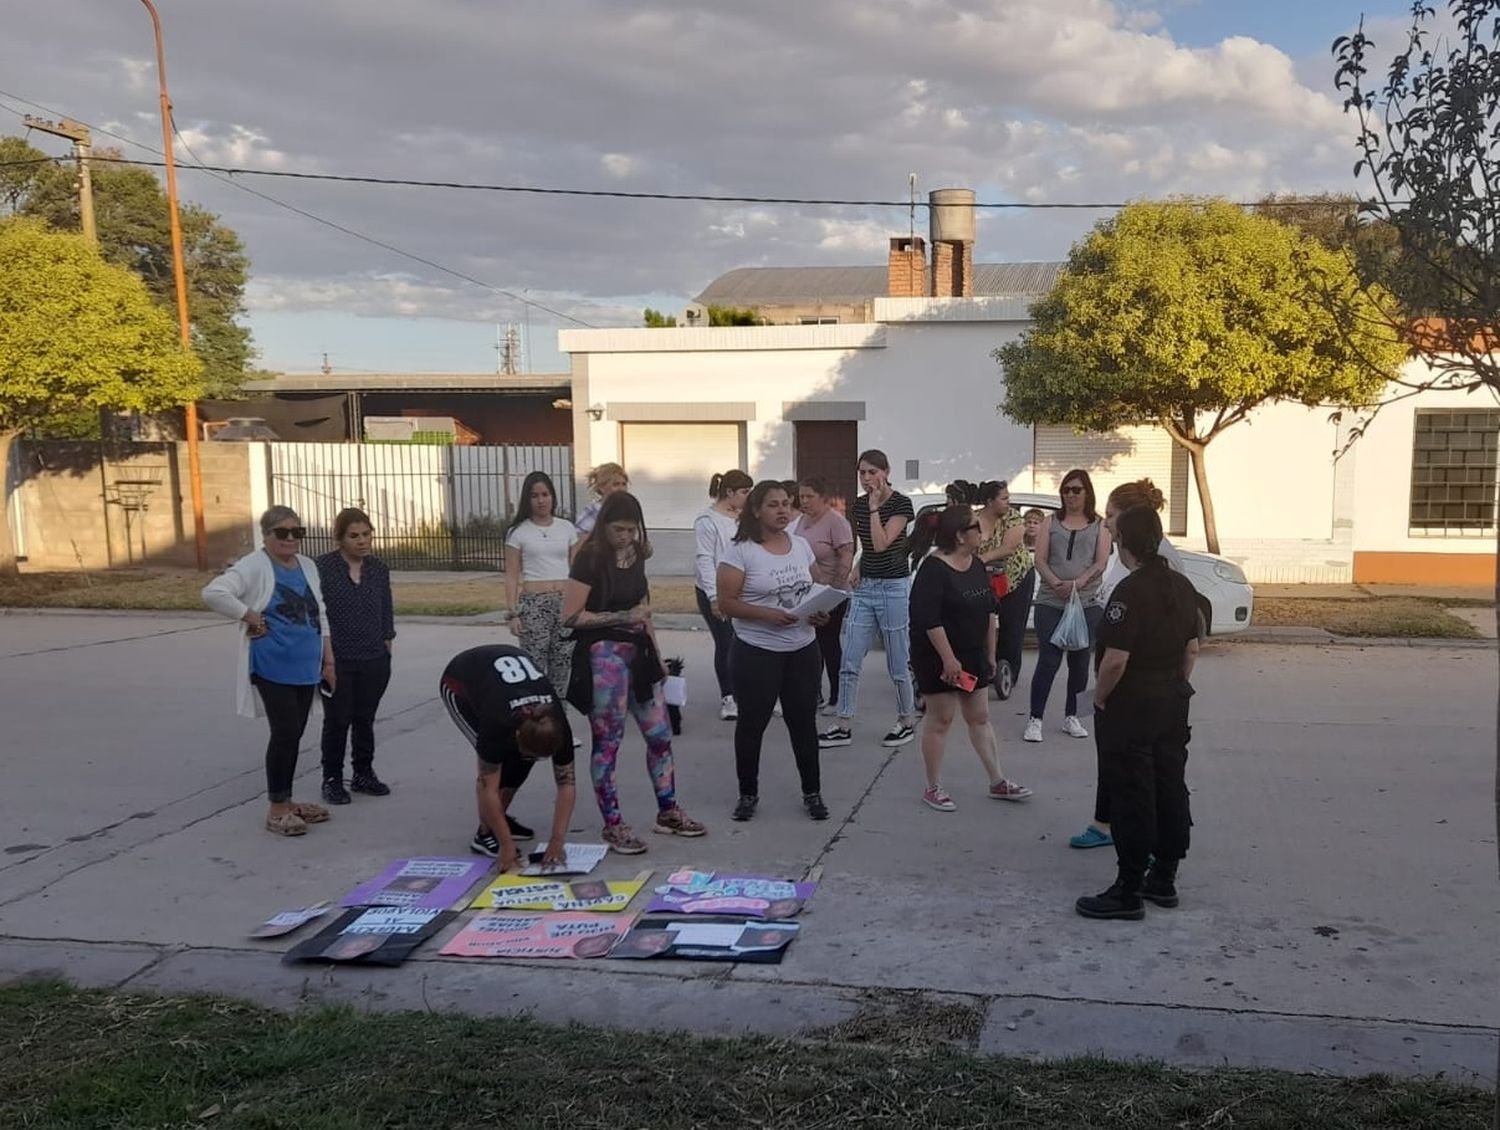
0, 611, 1495, 1081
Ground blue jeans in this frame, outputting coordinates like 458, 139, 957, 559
836, 577, 915, 720
1029, 602, 1104, 719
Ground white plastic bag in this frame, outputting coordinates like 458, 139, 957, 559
663, 675, 688, 707
1050, 588, 1091, 651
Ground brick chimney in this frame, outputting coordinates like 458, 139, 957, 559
887, 236, 927, 298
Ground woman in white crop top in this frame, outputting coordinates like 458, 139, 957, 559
504, 471, 580, 692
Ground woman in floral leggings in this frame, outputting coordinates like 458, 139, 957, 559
562, 490, 706, 854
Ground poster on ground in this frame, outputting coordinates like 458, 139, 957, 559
520, 843, 609, 876
439, 912, 630, 959
339, 858, 491, 910
645, 872, 816, 919
283, 907, 454, 966
609, 916, 799, 963
249, 901, 334, 939
469, 870, 651, 912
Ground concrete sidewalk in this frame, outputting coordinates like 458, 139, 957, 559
0, 615, 1494, 1082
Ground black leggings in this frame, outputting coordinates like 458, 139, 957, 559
321, 653, 393, 778
815, 601, 847, 703
253, 677, 315, 803
695, 587, 736, 697
730, 638, 822, 796
995, 569, 1035, 684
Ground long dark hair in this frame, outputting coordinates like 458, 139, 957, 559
709, 469, 753, 500
975, 480, 1007, 506
1115, 504, 1165, 567
733, 480, 791, 545
908, 504, 974, 568
1057, 468, 1099, 522
575, 491, 651, 605
508, 470, 558, 532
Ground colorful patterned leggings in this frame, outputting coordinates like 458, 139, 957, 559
587, 640, 676, 826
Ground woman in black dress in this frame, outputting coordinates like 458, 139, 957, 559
907, 506, 1032, 813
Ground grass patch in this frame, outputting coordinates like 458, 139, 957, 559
1, 981, 1490, 1130
0, 571, 700, 617
814, 989, 988, 1050
1253, 597, 1482, 639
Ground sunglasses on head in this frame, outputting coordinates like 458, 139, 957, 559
270, 526, 306, 540
1061, 485, 1085, 495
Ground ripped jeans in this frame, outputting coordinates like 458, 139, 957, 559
834, 576, 915, 720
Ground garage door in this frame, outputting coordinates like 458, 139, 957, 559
620, 422, 743, 529
1034, 424, 1187, 534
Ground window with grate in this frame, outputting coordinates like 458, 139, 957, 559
1408, 409, 1500, 536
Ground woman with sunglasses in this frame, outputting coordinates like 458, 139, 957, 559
316, 507, 397, 806
907, 506, 1032, 811
203, 505, 335, 837
1025, 469, 1112, 744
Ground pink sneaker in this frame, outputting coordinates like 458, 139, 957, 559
654, 805, 707, 837
989, 779, 1033, 802
922, 786, 957, 812
601, 823, 647, 855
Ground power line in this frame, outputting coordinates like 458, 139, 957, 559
0, 90, 596, 327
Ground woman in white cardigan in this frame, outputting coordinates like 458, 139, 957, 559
203, 505, 336, 837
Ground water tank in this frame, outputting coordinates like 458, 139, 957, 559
929, 187, 977, 245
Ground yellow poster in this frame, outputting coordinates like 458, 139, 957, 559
469, 869, 651, 913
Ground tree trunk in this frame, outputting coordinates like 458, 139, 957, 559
0, 430, 20, 576
1186, 440, 1221, 556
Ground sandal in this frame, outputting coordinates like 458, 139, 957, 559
265, 811, 308, 837
290, 802, 330, 824
1069, 824, 1114, 848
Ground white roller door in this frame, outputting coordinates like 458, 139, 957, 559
1034, 424, 1185, 534
620, 422, 742, 529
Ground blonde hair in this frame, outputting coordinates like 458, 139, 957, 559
587, 462, 628, 497
1107, 478, 1166, 513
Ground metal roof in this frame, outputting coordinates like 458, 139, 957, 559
694, 261, 1064, 306
244, 372, 570, 393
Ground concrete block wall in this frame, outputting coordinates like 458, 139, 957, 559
15, 441, 257, 572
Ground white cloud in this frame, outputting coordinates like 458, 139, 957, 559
600, 153, 639, 179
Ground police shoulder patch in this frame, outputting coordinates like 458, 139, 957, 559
1105, 601, 1127, 624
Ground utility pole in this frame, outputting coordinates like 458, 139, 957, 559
500, 324, 521, 375
24, 115, 96, 245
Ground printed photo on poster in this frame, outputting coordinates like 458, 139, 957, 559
440, 912, 630, 959
339, 858, 491, 911
469, 870, 651, 912
609, 916, 799, 963
283, 907, 454, 966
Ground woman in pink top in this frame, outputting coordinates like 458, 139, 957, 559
796, 476, 855, 714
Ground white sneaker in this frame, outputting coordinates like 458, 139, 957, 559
1062, 715, 1089, 739
1022, 717, 1043, 743
720, 695, 738, 721
773, 701, 783, 717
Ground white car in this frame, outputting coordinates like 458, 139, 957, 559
908, 491, 1254, 637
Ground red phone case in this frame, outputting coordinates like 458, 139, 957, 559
956, 670, 978, 692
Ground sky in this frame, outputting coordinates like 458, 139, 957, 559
3, 0, 1419, 375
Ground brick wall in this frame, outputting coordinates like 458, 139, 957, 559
887, 238, 927, 298
15, 441, 257, 571
931, 240, 974, 298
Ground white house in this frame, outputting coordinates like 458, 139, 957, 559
561, 208, 1498, 585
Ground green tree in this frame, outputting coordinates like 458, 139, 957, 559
1335, 6, 1500, 1105
13, 143, 253, 398
643, 307, 678, 327
0, 136, 47, 214
707, 305, 759, 326
996, 199, 1406, 554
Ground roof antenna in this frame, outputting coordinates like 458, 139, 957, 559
908, 173, 917, 244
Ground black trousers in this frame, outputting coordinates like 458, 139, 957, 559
695, 587, 736, 697
995, 569, 1036, 684
253, 677, 316, 803
321, 653, 393, 778
730, 637, 822, 796
1096, 683, 1193, 887
815, 601, 847, 704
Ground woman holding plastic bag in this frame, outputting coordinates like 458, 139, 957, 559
1023, 469, 1111, 744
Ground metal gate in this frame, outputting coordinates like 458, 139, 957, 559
267, 442, 574, 570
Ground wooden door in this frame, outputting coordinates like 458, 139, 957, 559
794, 421, 858, 511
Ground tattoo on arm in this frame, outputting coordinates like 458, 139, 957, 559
553, 760, 576, 787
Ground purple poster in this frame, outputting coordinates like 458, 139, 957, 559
645, 873, 816, 919
340, 857, 492, 911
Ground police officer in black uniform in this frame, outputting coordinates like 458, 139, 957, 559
439, 644, 576, 873
1075, 505, 1199, 920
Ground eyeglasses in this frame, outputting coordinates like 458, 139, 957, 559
1061, 485, 1085, 495
270, 527, 306, 540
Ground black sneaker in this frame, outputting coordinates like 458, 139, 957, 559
803, 792, 829, 821
350, 771, 390, 797
881, 723, 916, 748
818, 726, 852, 748
1140, 869, 1180, 908
505, 815, 535, 842
732, 794, 759, 821
469, 827, 500, 858
1075, 882, 1145, 921
321, 777, 351, 805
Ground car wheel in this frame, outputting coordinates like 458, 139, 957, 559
1196, 597, 1211, 639
993, 660, 1014, 701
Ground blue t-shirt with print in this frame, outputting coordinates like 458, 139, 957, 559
250, 559, 323, 686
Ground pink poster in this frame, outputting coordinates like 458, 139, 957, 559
439, 912, 629, 959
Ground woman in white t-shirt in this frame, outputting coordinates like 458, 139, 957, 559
504, 471, 579, 692
716, 481, 832, 824
694, 469, 753, 720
